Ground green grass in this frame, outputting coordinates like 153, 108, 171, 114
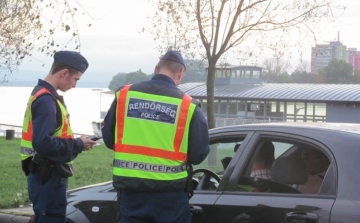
0, 136, 113, 208
0, 137, 235, 209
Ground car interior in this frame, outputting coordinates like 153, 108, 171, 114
192, 136, 331, 195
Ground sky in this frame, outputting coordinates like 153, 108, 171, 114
16, 0, 360, 76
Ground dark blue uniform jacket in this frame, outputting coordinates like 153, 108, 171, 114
31, 79, 84, 163
102, 74, 210, 165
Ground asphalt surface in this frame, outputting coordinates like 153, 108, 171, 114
0, 206, 33, 223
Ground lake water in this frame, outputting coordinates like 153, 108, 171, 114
0, 86, 115, 135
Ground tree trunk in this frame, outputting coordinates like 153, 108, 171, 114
206, 61, 216, 129
207, 61, 218, 166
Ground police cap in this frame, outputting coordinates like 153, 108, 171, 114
161, 51, 186, 70
54, 51, 89, 73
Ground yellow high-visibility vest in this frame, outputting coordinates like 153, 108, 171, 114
113, 84, 196, 191
20, 87, 74, 173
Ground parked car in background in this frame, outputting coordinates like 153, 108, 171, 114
64, 122, 360, 223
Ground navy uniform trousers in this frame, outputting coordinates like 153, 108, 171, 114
28, 171, 68, 223
120, 190, 191, 223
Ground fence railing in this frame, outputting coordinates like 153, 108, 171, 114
1, 118, 284, 139
0, 123, 85, 138
0, 123, 23, 138
214, 117, 279, 127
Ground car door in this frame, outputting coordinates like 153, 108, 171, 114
190, 130, 254, 223
191, 131, 337, 223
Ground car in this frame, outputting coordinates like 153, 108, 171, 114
64, 122, 360, 223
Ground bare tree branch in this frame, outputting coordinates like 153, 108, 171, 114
0, 0, 91, 82
145, 0, 343, 128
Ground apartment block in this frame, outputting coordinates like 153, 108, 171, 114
348, 48, 360, 71
311, 41, 348, 74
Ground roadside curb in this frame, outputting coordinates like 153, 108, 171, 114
0, 212, 30, 223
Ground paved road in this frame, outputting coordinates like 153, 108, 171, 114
0, 206, 33, 223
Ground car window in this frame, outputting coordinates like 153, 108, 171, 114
236, 137, 331, 195
192, 135, 246, 191
273, 142, 292, 158
192, 134, 247, 191
192, 133, 333, 195
194, 140, 244, 174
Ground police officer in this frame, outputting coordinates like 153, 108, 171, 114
102, 51, 210, 223
20, 51, 97, 223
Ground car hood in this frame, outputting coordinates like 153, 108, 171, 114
67, 181, 115, 203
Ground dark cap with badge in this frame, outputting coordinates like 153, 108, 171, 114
161, 51, 186, 70
54, 51, 89, 73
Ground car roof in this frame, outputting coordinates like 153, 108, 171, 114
209, 122, 360, 136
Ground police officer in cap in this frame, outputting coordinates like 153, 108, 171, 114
102, 50, 210, 223
20, 51, 97, 223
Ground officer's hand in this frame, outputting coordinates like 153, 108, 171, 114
80, 135, 97, 151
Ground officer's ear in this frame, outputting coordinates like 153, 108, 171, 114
173, 70, 184, 87
154, 66, 159, 74
59, 69, 69, 79
178, 69, 184, 81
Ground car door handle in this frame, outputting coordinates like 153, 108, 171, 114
285, 212, 318, 222
190, 205, 203, 214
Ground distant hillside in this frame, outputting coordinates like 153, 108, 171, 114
1, 81, 110, 88
1, 70, 116, 88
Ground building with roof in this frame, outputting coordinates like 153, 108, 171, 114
179, 65, 360, 127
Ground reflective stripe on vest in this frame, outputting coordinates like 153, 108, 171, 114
20, 87, 74, 161
114, 159, 186, 173
113, 84, 196, 183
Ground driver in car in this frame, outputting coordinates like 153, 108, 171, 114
250, 141, 275, 180
237, 141, 275, 192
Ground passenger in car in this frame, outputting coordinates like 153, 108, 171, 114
299, 147, 330, 194
250, 141, 275, 180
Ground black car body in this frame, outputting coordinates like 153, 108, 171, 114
65, 122, 360, 223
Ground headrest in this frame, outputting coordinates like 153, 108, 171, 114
234, 144, 241, 153
272, 157, 308, 185
221, 157, 232, 170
